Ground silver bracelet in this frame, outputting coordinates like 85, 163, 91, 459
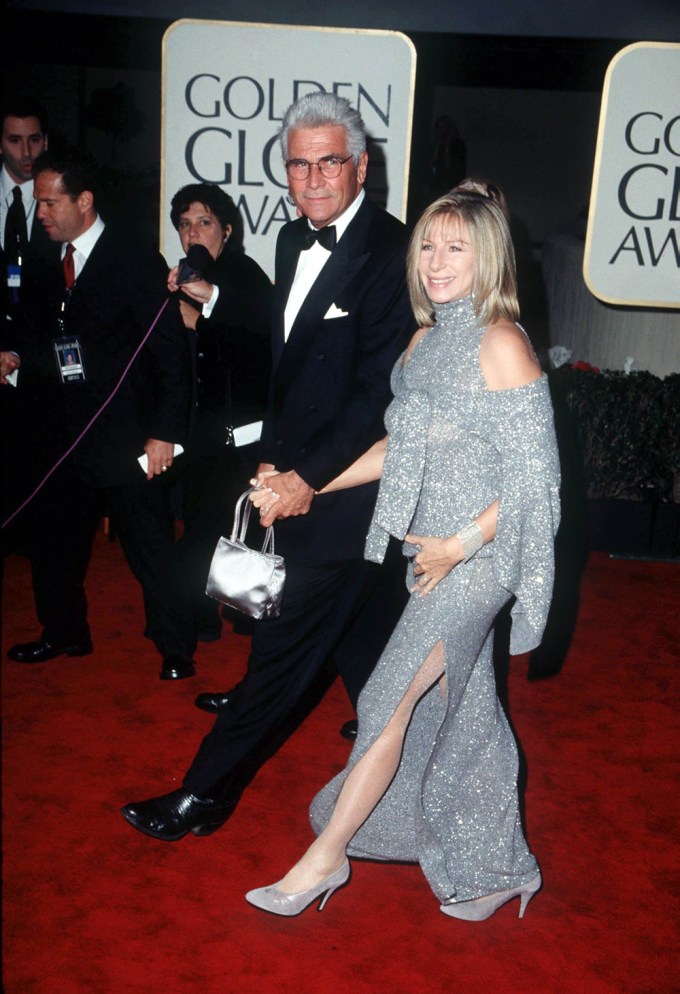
456, 520, 483, 562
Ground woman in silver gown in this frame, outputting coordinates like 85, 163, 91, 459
246, 191, 560, 921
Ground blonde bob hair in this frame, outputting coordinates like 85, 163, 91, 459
407, 192, 519, 329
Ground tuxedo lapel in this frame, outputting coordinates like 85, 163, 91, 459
272, 220, 303, 368
273, 200, 373, 390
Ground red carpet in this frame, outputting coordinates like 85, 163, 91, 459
2, 533, 679, 994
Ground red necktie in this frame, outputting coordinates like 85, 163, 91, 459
63, 243, 76, 289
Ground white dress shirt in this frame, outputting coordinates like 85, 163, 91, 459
0, 164, 38, 248
283, 188, 365, 340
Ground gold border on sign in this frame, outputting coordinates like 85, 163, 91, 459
160, 19, 417, 256
583, 41, 680, 309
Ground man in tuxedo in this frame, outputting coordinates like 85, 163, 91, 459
2, 145, 195, 679
121, 93, 415, 840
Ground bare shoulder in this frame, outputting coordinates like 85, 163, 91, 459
479, 319, 542, 390
402, 326, 431, 366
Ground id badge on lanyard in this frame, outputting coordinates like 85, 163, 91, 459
6, 259, 21, 305
53, 291, 86, 382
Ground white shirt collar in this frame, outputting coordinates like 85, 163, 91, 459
307, 187, 365, 242
66, 213, 105, 260
284, 190, 366, 340
1, 164, 34, 209
60, 214, 105, 280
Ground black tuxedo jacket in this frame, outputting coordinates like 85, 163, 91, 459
260, 198, 415, 562
10, 225, 191, 489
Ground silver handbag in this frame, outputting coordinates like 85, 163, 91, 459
205, 489, 285, 620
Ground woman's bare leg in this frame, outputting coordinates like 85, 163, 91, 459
276, 641, 446, 894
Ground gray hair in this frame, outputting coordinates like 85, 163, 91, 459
278, 93, 367, 164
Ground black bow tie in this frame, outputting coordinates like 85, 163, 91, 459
301, 225, 337, 252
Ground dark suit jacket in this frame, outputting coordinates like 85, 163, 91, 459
186, 244, 272, 453
1, 200, 60, 331
9, 224, 191, 490
260, 197, 415, 562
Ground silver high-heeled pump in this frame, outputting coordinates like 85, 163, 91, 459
245, 859, 351, 917
440, 872, 541, 921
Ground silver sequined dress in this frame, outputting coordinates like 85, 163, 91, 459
310, 295, 560, 903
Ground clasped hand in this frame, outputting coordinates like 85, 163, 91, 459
248, 466, 314, 527
405, 532, 464, 596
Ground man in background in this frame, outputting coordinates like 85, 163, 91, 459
1, 99, 51, 268
2, 145, 195, 680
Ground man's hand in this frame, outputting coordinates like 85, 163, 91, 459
250, 469, 314, 527
1, 351, 20, 385
143, 438, 175, 481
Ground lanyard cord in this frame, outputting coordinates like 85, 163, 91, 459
1, 296, 171, 530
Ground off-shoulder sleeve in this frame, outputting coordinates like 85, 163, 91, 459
486, 375, 561, 654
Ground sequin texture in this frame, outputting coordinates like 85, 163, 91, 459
310, 295, 560, 903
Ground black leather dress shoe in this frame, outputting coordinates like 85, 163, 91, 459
121, 787, 236, 841
7, 638, 93, 663
194, 691, 230, 714
160, 655, 196, 680
339, 719, 358, 741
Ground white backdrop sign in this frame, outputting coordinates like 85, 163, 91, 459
584, 42, 680, 308
161, 20, 416, 277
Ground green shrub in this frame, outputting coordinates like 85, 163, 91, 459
551, 366, 680, 502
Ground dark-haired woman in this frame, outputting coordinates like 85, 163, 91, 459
168, 183, 272, 644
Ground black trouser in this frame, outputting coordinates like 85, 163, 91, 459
183, 557, 381, 797
17, 465, 100, 645
5, 460, 194, 660
108, 475, 195, 659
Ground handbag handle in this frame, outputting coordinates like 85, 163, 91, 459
231, 489, 276, 556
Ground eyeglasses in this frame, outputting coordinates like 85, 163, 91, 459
284, 155, 353, 180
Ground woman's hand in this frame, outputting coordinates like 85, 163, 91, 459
248, 466, 280, 520
179, 299, 199, 330
167, 265, 215, 305
167, 265, 182, 293
404, 532, 464, 596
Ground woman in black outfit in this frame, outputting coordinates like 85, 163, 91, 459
167, 183, 272, 642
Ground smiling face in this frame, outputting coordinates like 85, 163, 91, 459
417, 215, 475, 304
176, 202, 230, 260
1, 115, 47, 184
285, 125, 367, 229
